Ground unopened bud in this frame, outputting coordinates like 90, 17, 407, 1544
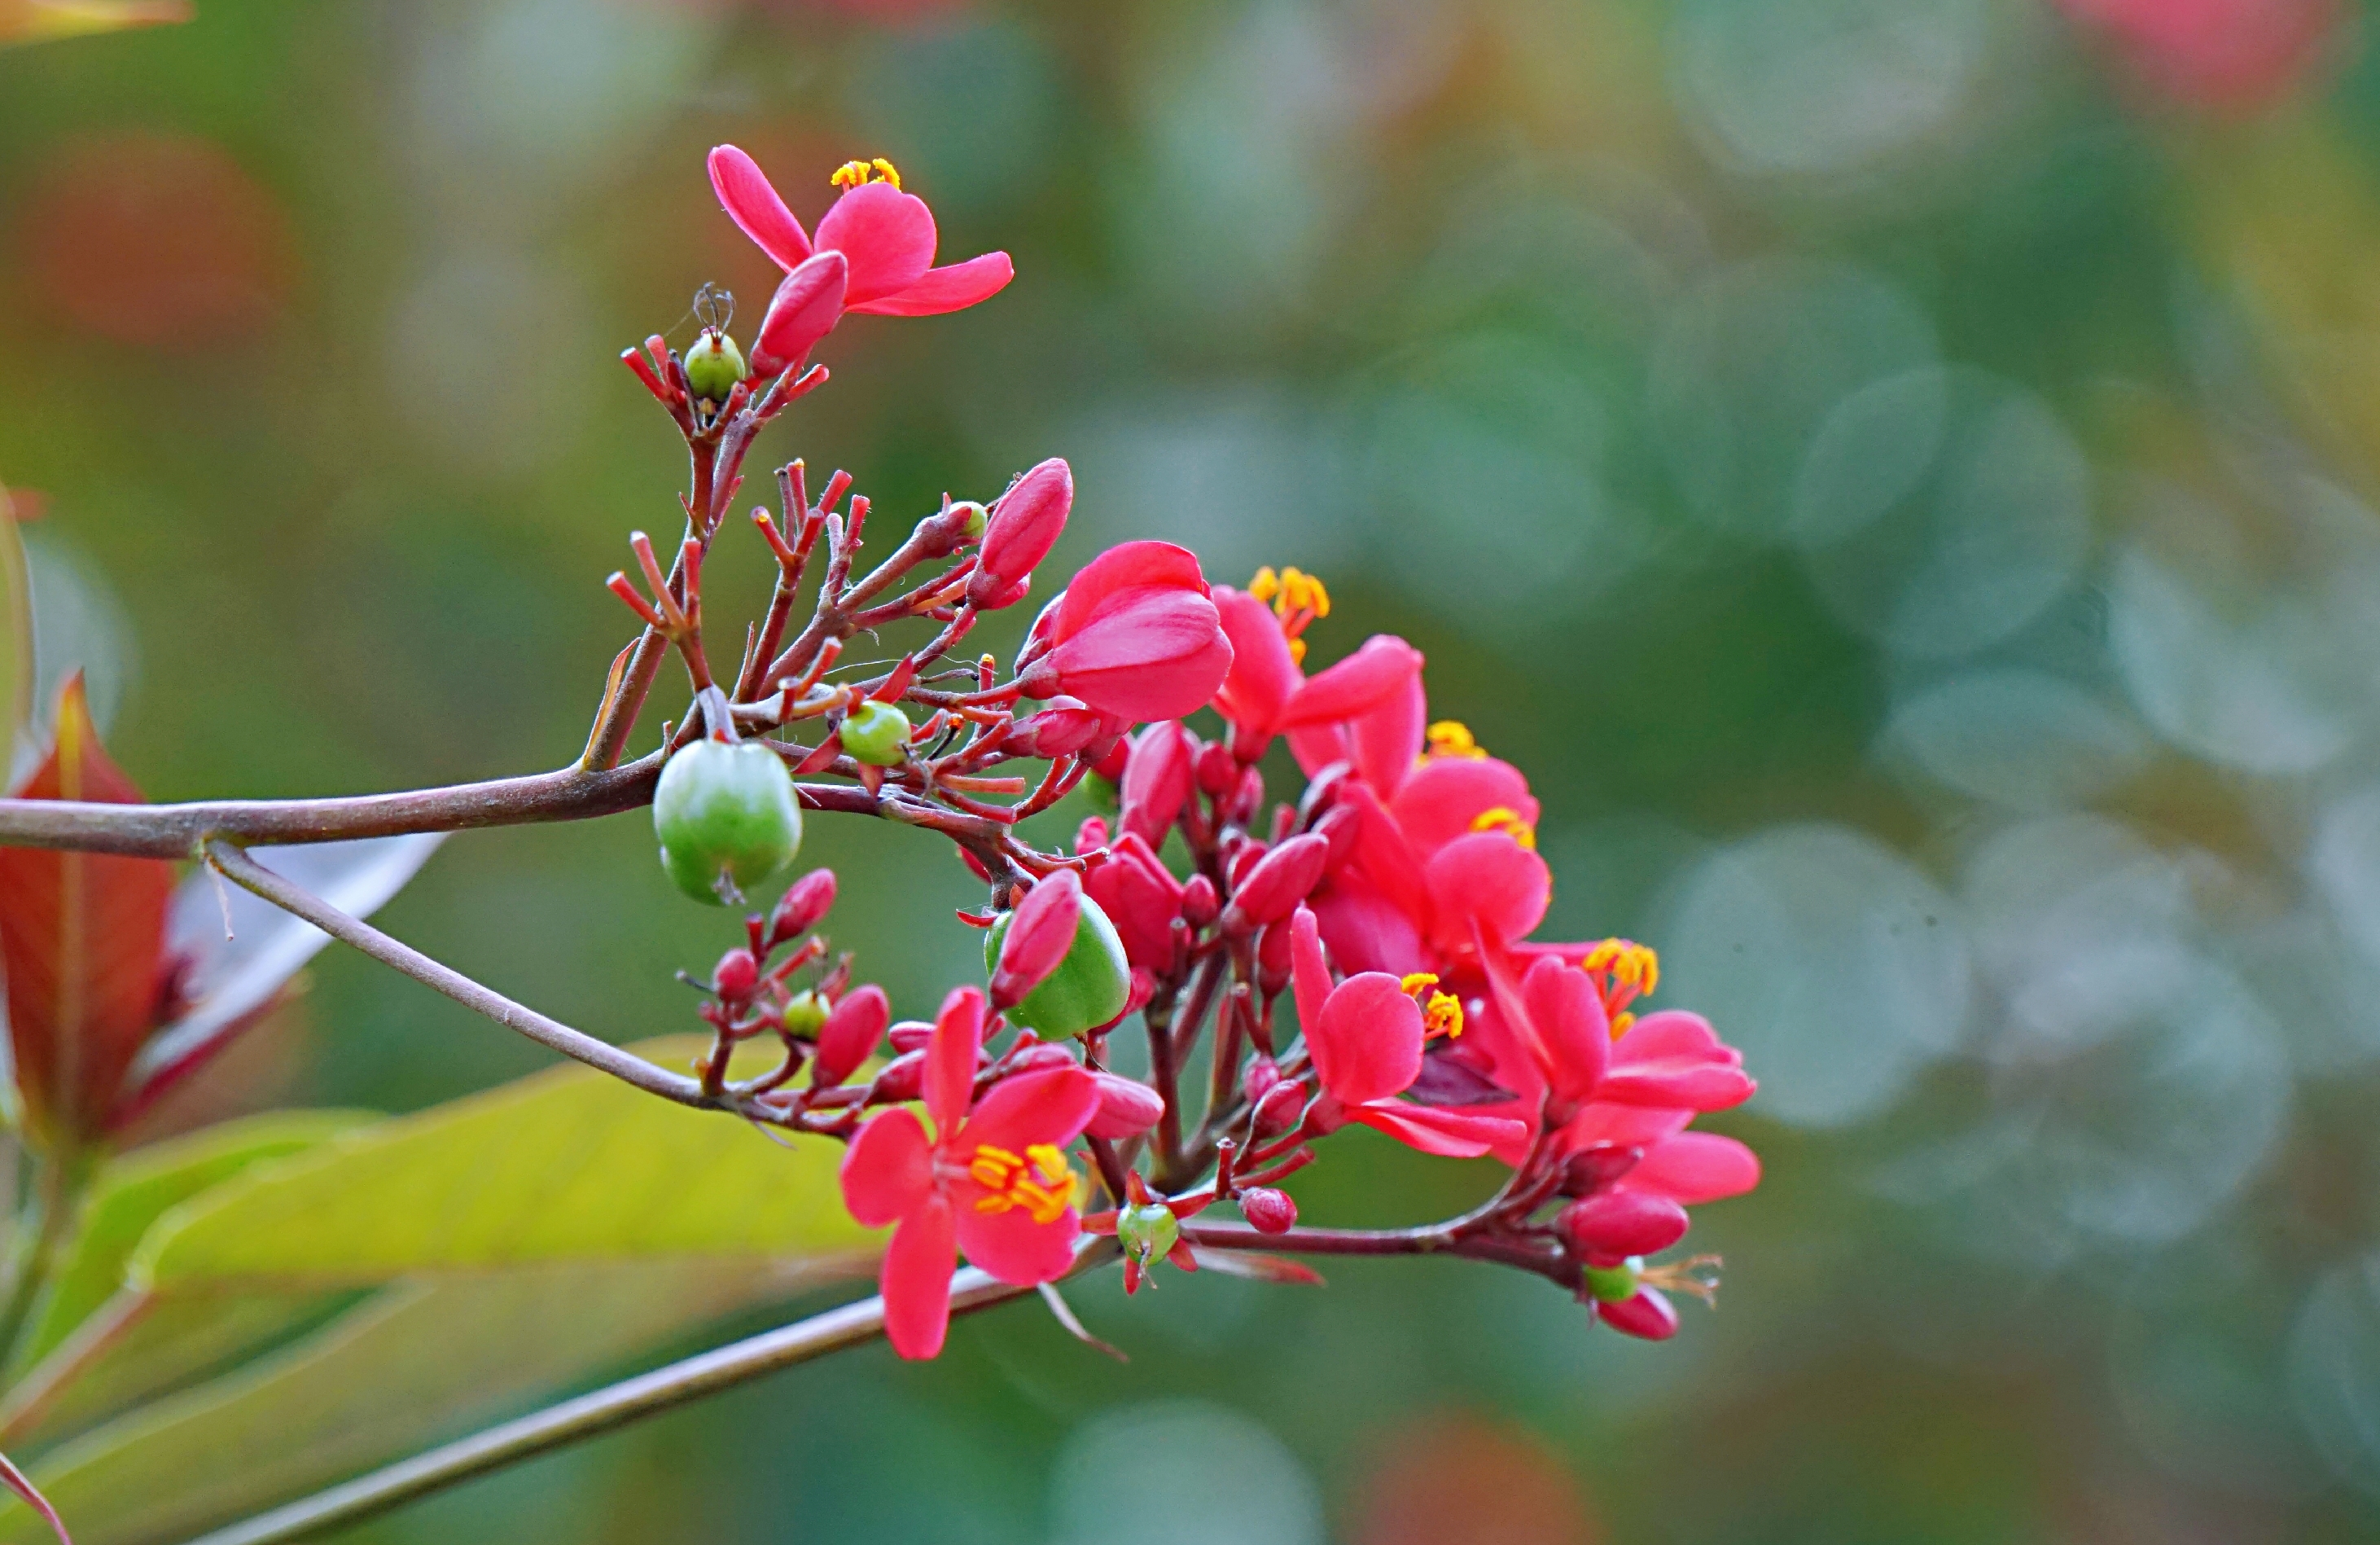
813, 984, 889, 1086
1181, 874, 1219, 928
712, 947, 760, 1003
1239, 1187, 1296, 1234
1256, 918, 1294, 995
767, 867, 839, 946
1076, 814, 1111, 851
1230, 765, 1265, 826
1558, 1142, 1643, 1197
1243, 1056, 1282, 1106
969, 458, 1072, 606
1120, 722, 1195, 847
1221, 833, 1330, 935
1009, 1042, 1081, 1074
780, 990, 831, 1038
1313, 803, 1363, 873
684, 329, 747, 402
1194, 741, 1237, 797
1251, 1077, 1305, 1138
1087, 1071, 1164, 1139
1558, 1191, 1689, 1262
888, 1020, 935, 1053
870, 1048, 925, 1102
1597, 1286, 1680, 1341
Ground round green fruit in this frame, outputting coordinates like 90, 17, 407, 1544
984, 895, 1132, 1038
683, 331, 747, 402
840, 700, 911, 766
1117, 1200, 1179, 1266
654, 740, 803, 906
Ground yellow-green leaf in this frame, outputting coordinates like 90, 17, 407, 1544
0, 0, 189, 49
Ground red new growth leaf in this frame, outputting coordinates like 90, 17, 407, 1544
0, 676, 176, 1155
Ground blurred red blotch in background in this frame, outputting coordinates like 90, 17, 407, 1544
2053, 0, 2342, 112
1352, 1412, 1602, 1545
17, 129, 294, 349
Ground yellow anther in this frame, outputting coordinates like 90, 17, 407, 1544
1425, 721, 1488, 761
1611, 1011, 1636, 1038
1469, 805, 1536, 850
1288, 636, 1308, 666
1247, 565, 1330, 647
1582, 938, 1659, 996
831, 157, 903, 191
1422, 990, 1465, 1039
1400, 972, 1441, 994
968, 1140, 1082, 1225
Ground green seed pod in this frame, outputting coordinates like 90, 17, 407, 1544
1116, 1200, 1179, 1266
1582, 1257, 1642, 1304
953, 500, 988, 541
684, 330, 747, 402
781, 990, 831, 1038
984, 896, 1132, 1038
840, 700, 911, 766
654, 740, 803, 906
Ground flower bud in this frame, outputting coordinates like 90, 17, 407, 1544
766, 867, 839, 946
870, 1048, 925, 1102
912, 498, 985, 560
989, 870, 1083, 1010
813, 984, 889, 1086
969, 458, 1072, 607
1194, 741, 1238, 797
1082, 832, 1184, 972
1008, 1042, 1081, 1074
1255, 918, 1294, 997
712, 946, 760, 1003
840, 700, 911, 766
1597, 1286, 1680, 1341
972, 573, 1032, 612
1239, 1187, 1296, 1234
1251, 1077, 1306, 1138
1243, 1055, 1282, 1106
1558, 1142, 1642, 1197
1119, 722, 1194, 848
1220, 833, 1330, 936
1558, 1191, 1689, 1262
1116, 1199, 1180, 1270
888, 1020, 935, 1053
1224, 838, 1268, 890
1229, 765, 1265, 827
984, 882, 1133, 1037
953, 500, 988, 541
1087, 1071, 1164, 1139
683, 329, 747, 402
780, 989, 830, 1038
1313, 803, 1363, 874
1088, 737, 1130, 784
654, 740, 804, 906
1008, 696, 1108, 760
1181, 874, 1218, 928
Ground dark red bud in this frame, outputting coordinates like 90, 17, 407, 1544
1256, 917, 1295, 995
1558, 1190, 1690, 1261
1239, 1187, 1297, 1234
1087, 1071, 1164, 1139
888, 1020, 935, 1053
1181, 874, 1219, 928
870, 1049, 925, 1102
1194, 741, 1238, 797
712, 947, 760, 1003
1252, 1078, 1306, 1138
970, 458, 1072, 605
766, 867, 839, 946
1559, 1142, 1644, 1197
1008, 696, 1107, 759
812, 983, 890, 1086
1220, 833, 1330, 935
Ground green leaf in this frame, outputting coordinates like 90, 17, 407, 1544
14, 1112, 370, 1376
134, 1039, 879, 1287
0, 1259, 823, 1545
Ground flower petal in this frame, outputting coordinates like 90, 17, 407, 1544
881, 1195, 958, 1359
1521, 953, 1608, 1107
1287, 905, 1335, 1037
1311, 971, 1423, 1108
708, 145, 812, 270
1043, 593, 1234, 722
1352, 1100, 1528, 1158
815, 181, 936, 305
1210, 586, 1301, 745
1278, 635, 1422, 730
1388, 757, 1540, 862
926, 985, 984, 1134
1054, 542, 1210, 639
1425, 832, 1550, 954
1349, 667, 1427, 800
750, 251, 847, 380
953, 1193, 1080, 1284
955, 1065, 1101, 1157
839, 1107, 933, 1227
1628, 1131, 1762, 1204
1308, 870, 1425, 978
847, 251, 1014, 316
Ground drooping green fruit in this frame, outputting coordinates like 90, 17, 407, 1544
840, 700, 911, 766
984, 895, 1131, 1038
1117, 1200, 1179, 1266
1583, 1258, 1642, 1304
684, 330, 747, 402
654, 740, 803, 906
781, 990, 831, 1038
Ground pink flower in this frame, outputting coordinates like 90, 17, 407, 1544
1208, 579, 1422, 766
708, 147, 1014, 375
839, 985, 1098, 1358
970, 458, 1071, 609
1015, 543, 1234, 726
1287, 907, 1527, 1158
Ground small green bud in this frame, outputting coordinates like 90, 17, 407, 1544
654, 740, 803, 906
984, 898, 1132, 1038
781, 990, 831, 1038
1116, 1200, 1179, 1266
840, 700, 912, 766
684, 329, 747, 402
953, 500, 988, 541
1583, 1257, 1642, 1304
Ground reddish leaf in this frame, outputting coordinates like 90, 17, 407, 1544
1184, 1248, 1326, 1287
0, 1444, 70, 1544
0, 675, 176, 1152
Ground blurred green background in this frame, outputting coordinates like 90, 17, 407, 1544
10, 0, 2380, 1538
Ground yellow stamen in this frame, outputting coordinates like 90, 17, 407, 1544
1469, 805, 1536, 850
1247, 565, 1330, 654
1288, 636, 1307, 666
1582, 938, 1659, 996
1425, 721, 1488, 761
967, 1140, 1082, 1225
1611, 1011, 1635, 1038
1422, 990, 1465, 1039
831, 157, 903, 191
1399, 972, 1440, 994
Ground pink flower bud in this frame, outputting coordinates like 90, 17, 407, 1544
1256, 918, 1294, 995
1597, 1287, 1680, 1341
1558, 1190, 1690, 1262
766, 867, 839, 946
1076, 814, 1111, 851
813, 983, 889, 1086
1239, 1187, 1297, 1234
1221, 833, 1330, 935
1224, 837, 1268, 890
1229, 765, 1265, 827
1558, 1142, 1643, 1197
1082, 832, 1185, 972
1194, 741, 1238, 797
870, 1048, 925, 1102
1007, 696, 1109, 760
1086, 1070, 1164, 1139
1013, 542, 1234, 723
1243, 1055, 1283, 1105
712, 947, 760, 1003
1088, 736, 1130, 783
1181, 874, 1219, 928
990, 869, 1084, 1011
1120, 721, 1194, 848
1008, 1042, 1081, 1073
888, 1020, 935, 1053
1252, 1077, 1306, 1137
973, 573, 1032, 612
968, 458, 1072, 606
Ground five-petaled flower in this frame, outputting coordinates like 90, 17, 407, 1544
708, 145, 1015, 378
839, 985, 1098, 1358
